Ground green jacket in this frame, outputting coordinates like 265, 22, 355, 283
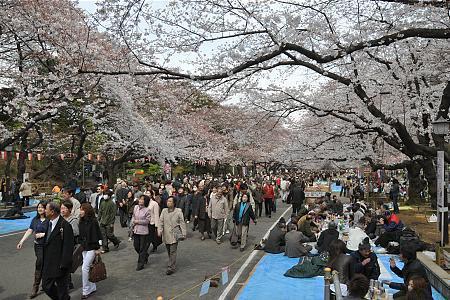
284, 252, 329, 278
98, 199, 116, 225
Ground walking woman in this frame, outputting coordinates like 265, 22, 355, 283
78, 203, 102, 299
132, 195, 151, 271
61, 200, 79, 290
148, 191, 161, 253
17, 201, 49, 299
194, 187, 211, 240
158, 196, 186, 275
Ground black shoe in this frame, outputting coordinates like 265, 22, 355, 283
166, 269, 174, 275
268, 215, 272, 218
68, 282, 74, 290
240, 248, 245, 252
114, 241, 121, 249
151, 246, 157, 253
136, 265, 144, 271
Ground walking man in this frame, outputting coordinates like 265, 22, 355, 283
98, 190, 121, 253
208, 187, 228, 244
42, 202, 74, 300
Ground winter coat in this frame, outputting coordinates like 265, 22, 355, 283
194, 193, 208, 220
284, 252, 328, 278
19, 182, 32, 197
233, 202, 256, 226
263, 184, 275, 199
158, 208, 186, 245
264, 226, 286, 254
284, 230, 312, 258
208, 193, 228, 220
298, 215, 316, 239
132, 205, 150, 235
330, 254, 354, 284
287, 186, 304, 205
233, 191, 255, 211
98, 199, 116, 226
389, 259, 431, 295
350, 251, 380, 280
78, 217, 102, 251
316, 228, 339, 253
347, 227, 371, 251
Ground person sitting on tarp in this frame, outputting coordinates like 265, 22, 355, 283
347, 218, 372, 252
1, 202, 29, 219
264, 219, 286, 254
316, 221, 339, 253
284, 223, 312, 258
343, 274, 370, 300
382, 209, 404, 232
382, 243, 432, 299
327, 239, 354, 284
350, 238, 380, 280
297, 211, 318, 242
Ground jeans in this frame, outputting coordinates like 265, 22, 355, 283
211, 218, 224, 241
81, 250, 97, 296
166, 243, 178, 271
119, 208, 128, 227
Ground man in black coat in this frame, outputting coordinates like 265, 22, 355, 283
42, 202, 74, 300
351, 239, 380, 280
287, 183, 305, 215
385, 243, 432, 299
316, 221, 339, 253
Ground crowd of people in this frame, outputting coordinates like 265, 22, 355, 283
14, 171, 434, 300
262, 176, 432, 300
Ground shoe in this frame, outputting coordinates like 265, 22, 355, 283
101, 248, 109, 253
186, 220, 190, 224
216, 239, 222, 244
114, 241, 121, 249
268, 215, 271, 218
225, 230, 230, 234
128, 237, 132, 242
151, 246, 157, 253
136, 265, 144, 271
81, 291, 96, 299
166, 269, 174, 275
201, 236, 205, 241
240, 248, 245, 252
68, 282, 74, 290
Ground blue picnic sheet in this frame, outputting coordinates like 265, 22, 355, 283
0, 211, 36, 235
237, 253, 445, 300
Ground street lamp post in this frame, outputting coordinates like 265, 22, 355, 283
432, 116, 450, 246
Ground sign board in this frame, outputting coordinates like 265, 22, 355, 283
305, 191, 326, 198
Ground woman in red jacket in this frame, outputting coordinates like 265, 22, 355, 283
263, 181, 275, 218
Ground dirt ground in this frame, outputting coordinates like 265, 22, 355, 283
399, 205, 443, 244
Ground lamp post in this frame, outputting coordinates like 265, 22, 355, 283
432, 116, 450, 246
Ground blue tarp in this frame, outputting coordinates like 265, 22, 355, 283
237, 253, 445, 300
0, 211, 36, 235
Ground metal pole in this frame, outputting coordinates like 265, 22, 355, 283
437, 151, 446, 246
324, 267, 331, 300
332, 271, 343, 300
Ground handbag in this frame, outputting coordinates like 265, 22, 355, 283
89, 254, 107, 283
71, 244, 84, 273
173, 225, 184, 241
229, 224, 239, 247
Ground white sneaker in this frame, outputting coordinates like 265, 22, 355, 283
186, 220, 190, 224
225, 230, 230, 234
128, 237, 132, 242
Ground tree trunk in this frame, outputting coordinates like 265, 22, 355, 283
420, 158, 437, 209
405, 161, 422, 205
105, 161, 117, 188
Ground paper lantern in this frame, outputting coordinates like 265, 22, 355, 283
37, 153, 42, 161
88, 153, 93, 161
28, 153, 33, 161
1, 151, 5, 160
15, 153, 20, 160
60, 154, 65, 160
